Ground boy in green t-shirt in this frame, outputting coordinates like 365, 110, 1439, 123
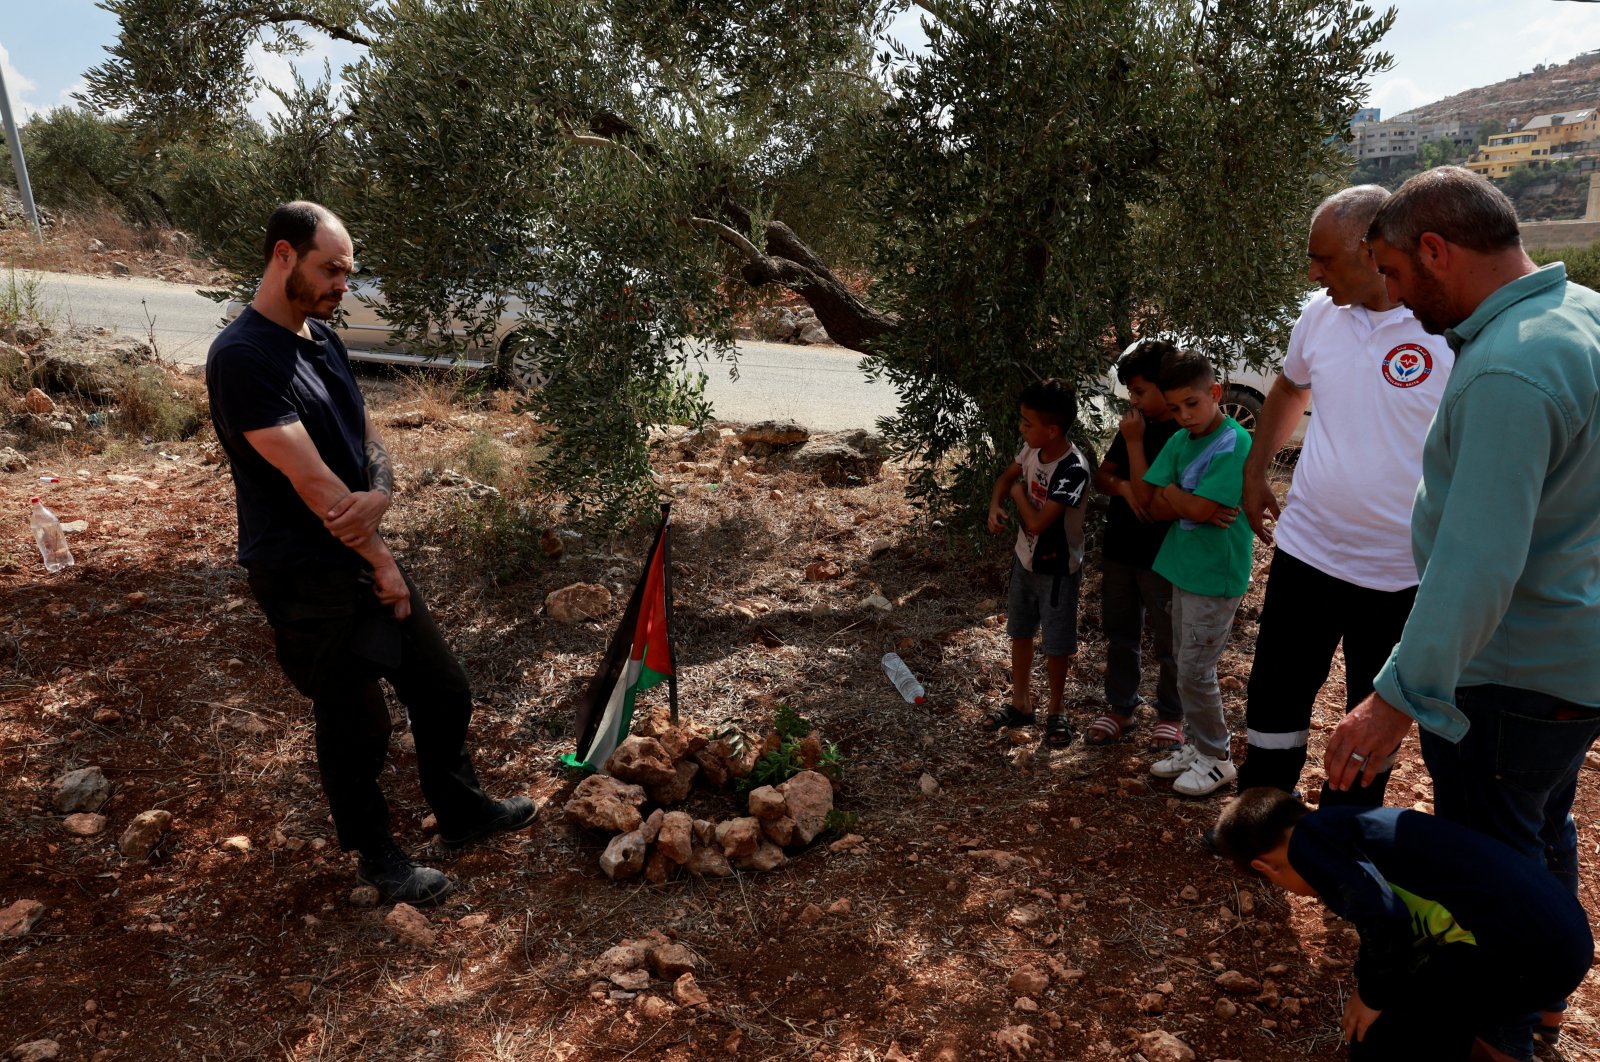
1134, 352, 1255, 797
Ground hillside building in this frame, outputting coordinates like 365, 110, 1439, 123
1467, 106, 1600, 179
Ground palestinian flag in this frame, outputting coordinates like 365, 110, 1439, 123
562, 504, 678, 771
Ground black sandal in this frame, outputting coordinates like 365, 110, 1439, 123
1044, 714, 1075, 748
981, 704, 1036, 730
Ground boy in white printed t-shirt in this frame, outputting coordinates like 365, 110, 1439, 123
985, 379, 1091, 750
1234, 185, 1453, 808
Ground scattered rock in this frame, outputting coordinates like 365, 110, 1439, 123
827, 897, 852, 915
385, 903, 436, 948
221, 835, 251, 854
657, 811, 693, 864
1215, 970, 1261, 995
53, 766, 110, 813
110, 261, 130, 276
605, 736, 677, 787
648, 941, 699, 980
797, 321, 832, 345
918, 772, 940, 797
777, 770, 834, 844
545, 582, 613, 623
349, 885, 380, 908
23, 388, 55, 415
126, 591, 148, 607
564, 774, 647, 834
672, 972, 708, 1007
91, 708, 121, 725
796, 903, 826, 927
1178, 885, 1200, 902
1138, 992, 1167, 1015
635, 995, 677, 1021
804, 561, 841, 582
7, 1041, 60, 1062
1005, 904, 1050, 931
600, 829, 649, 880
0, 447, 27, 472
1137, 1030, 1196, 1062
829, 832, 864, 853
994, 1025, 1037, 1057
860, 593, 893, 613
62, 813, 106, 837
1007, 966, 1049, 997
1215, 998, 1239, 1018
716, 817, 761, 858
1238, 889, 1256, 916
0, 900, 45, 940
737, 420, 810, 448
118, 809, 173, 860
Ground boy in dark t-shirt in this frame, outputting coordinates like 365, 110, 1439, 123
1090, 339, 1184, 751
1214, 789, 1593, 1061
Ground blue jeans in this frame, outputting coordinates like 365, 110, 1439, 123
1418, 683, 1600, 1059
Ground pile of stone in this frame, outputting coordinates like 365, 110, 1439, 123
563, 713, 837, 883
744, 305, 833, 346
52, 766, 172, 861
587, 931, 710, 1017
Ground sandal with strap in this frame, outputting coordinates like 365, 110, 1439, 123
1084, 713, 1136, 747
1044, 714, 1075, 749
981, 703, 1036, 731
1147, 720, 1184, 753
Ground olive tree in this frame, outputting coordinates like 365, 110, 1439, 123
81, 0, 1391, 528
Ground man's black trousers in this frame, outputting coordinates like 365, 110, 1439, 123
1237, 548, 1416, 806
248, 565, 498, 853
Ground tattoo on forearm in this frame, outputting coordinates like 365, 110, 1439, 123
366, 439, 394, 496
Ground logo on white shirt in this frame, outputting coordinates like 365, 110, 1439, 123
1382, 343, 1434, 388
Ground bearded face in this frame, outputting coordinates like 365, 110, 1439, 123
284, 258, 343, 320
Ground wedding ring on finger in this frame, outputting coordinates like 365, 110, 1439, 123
1349, 752, 1368, 764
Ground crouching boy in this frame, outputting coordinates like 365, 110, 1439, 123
1213, 788, 1593, 1061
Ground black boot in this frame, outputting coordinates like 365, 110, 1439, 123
441, 796, 540, 849
357, 839, 453, 906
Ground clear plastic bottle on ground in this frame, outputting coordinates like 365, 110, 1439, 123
29, 497, 75, 573
881, 652, 926, 704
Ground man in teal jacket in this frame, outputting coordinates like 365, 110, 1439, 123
1327, 166, 1600, 1059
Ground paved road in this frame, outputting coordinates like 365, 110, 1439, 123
32, 271, 899, 431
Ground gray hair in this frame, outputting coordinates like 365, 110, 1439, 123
1311, 184, 1389, 239
1366, 166, 1521, 254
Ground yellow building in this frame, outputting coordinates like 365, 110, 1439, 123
1467, 107, 1600, 179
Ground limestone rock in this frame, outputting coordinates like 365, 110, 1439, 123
23, 388, 55, 415
787, 431, 889, 486
1215, 970, 1260, 995
635, 995, 677, 1021
643, 848, 675, 885
600, 829, 649, 880
385, 903, 436, 948
647, 759, 699, 805
1007, 966, 1049, 998
545, 582, 613, 623
606, 736, 677, 787
919, 772, 940, 797
639, 808, 665, 845
804, 560, 841, 582
348, 886, 380, 908
761, 816, 796, 847
7, 1041, 60, 1062
691, 818, 716, 847
737, 420, 810, 448
564, 774, 647, 834
1138, 992, 1167, 1015
1137, 1030, 1196, 1062
860, 593, 893, 613
62, 813, 106, 837
735, 839, 788, 872
0, 900, 45, 940
53, 766, 110, 813
716, 817, 761, 859
687, 847, 734, 877
657, 811, 693, 864
648, 941, 700, 980
595, 940, 650, 976
610, 968, 650, 991
118, 809, 172, 860
673, 972, 708, 1007
994, 1025, 1037, 1058
0, 447, 27, 472
776, 770, 834, 844
747, 785, 787, 820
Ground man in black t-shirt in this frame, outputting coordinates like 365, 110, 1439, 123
207, 202, 536, 905
1088, 339, 1184, 750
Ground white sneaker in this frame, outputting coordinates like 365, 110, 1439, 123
1172, 752, 1238, 797
1150, 743, 1200, 779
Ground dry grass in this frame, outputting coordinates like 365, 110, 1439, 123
0, 203, 222, 282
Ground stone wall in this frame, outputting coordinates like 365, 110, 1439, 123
1521, 219, 1600, 250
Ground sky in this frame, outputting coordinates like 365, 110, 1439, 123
4, 1, 1600, 126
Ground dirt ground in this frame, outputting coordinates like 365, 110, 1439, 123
4, 362, 1600, 1062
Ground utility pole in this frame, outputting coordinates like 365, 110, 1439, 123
0, 53, 43, 245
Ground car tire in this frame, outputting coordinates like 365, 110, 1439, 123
497, 332, 551, 393
1220, 387, 1263, 433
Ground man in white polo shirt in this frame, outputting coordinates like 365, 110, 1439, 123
1234, 185, 1453, 807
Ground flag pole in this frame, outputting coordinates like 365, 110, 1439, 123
660, 500, 679, 722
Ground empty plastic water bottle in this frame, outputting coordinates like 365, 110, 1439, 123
29, 497, 75, 573
881, 652, 926, 704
